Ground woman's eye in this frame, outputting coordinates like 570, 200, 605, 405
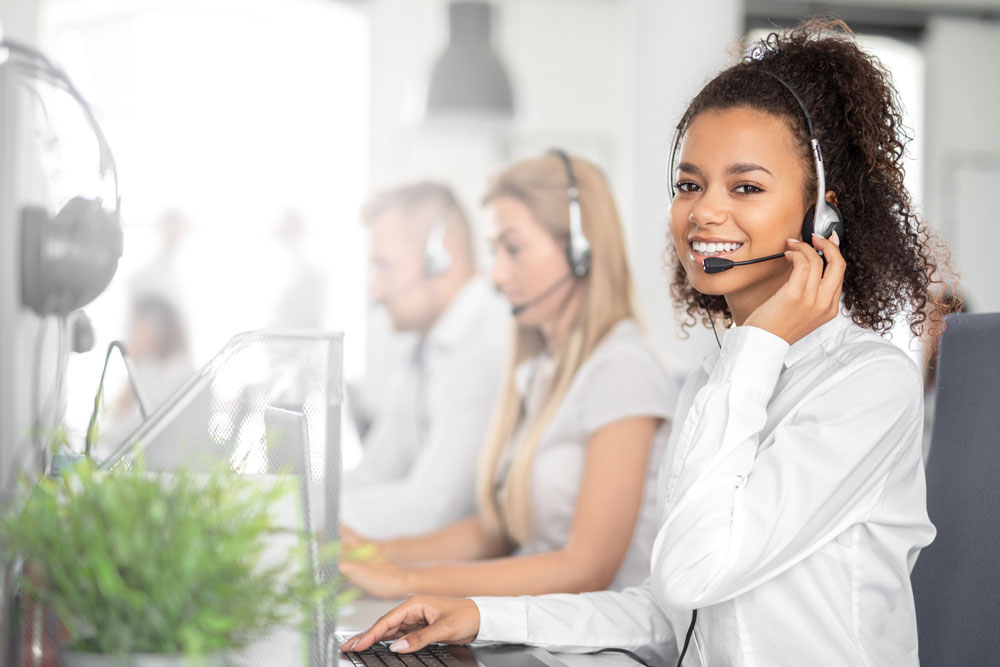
504, 244, 520, 257
734, 183, 764, 194
674, 181, 700, 193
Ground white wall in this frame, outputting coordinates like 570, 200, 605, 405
625, 0, 745, 381
0, 0, 46, 492
923, 16, 1000, 312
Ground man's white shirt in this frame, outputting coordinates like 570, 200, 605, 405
343, 276, 508, 539
473, 311, 934, 667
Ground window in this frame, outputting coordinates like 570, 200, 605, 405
42, 0, 370, 442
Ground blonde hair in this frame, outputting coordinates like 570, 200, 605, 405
475, 153, 639, 545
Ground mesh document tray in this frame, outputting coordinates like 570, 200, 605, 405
102, 330, 345, 666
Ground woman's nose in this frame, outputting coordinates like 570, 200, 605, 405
688, 187, 729, 227
490, 252, 511, 290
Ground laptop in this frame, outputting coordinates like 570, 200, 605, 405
336, 636, 572, 667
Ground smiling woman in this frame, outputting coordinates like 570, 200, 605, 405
669, 25, 946, 338
671, 107, 834, 325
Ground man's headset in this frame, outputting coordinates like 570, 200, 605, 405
509, 149, 592, 316
1, 39, 123, 317
374, 195, 455, 308
422, 199, 453, 278
667, 70, 845, 275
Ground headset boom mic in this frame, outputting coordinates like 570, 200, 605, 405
703, 257, 735, 274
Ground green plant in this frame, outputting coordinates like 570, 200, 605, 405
1, 458, 356, 656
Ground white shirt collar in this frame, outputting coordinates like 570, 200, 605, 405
701, 307, 856, 374
425, 276, 499, 351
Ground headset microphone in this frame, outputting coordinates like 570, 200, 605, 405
510, 273, 573, 316
702, 251, 786, 274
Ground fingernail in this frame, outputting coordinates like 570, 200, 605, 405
390, 639, 410, 653
831, 230, 841, 247
787, 238, 799, 244
343, 638, 358, 651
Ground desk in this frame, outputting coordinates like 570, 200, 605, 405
337, 597, 640, 667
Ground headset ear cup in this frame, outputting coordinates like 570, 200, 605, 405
826, 202, 845, 243
22, 197, 123, 316
570, 248, 592, 277
800, 205, 817, 242
423, 245, 452, 277
802, 203, 845, 245
20, 205, 51, 315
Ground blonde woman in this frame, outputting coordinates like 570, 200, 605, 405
340, 151, 676, 598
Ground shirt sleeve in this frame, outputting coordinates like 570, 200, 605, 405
342, 347, 503, 540
652, 325, 923, 610
471, 579, 676, 667
574, 337, 677, 436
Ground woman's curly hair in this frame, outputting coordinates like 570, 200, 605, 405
669, 18, 956, 338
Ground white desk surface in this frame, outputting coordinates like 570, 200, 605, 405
337, 598, 640, 667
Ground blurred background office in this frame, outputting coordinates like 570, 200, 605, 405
1, 0, 998, 474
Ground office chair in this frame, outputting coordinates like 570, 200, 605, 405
911, 312, 1000, 667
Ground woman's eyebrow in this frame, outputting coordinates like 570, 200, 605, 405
727, 162, 774, 176
493, 229, 519, 245
676, 162, 774, 177
676, 162, 701, 176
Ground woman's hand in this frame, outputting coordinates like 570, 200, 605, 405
340, 595, 481, 653
340, 524, 374, 551
744, 232, 845, 345
340, 556, 416, 599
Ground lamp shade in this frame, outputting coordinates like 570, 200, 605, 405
425, 1, 514, 119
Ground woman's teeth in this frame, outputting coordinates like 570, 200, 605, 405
692, 241, 742, 255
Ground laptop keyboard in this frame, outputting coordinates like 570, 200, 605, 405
344, 641, 465, 667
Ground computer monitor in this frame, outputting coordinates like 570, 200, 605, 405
106, 330, 345, 666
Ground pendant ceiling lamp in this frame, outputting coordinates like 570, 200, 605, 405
424, 1, 514, 121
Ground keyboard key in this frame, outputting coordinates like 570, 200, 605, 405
398, 654, 424, 667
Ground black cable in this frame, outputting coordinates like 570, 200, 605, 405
30, 319, 50, 476
699, 295, 722, 349
675, 609, 698, 667
592, 647, 651, 667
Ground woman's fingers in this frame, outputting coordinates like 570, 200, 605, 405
342, 599, 429, 652
339, 559, 409, 599
800, 237, 825, 302
812, 233, 846, 312
782, 239, 811, 297
340, 597, 481, 654
391, 599, 482, 653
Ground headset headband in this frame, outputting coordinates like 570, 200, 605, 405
1, 39, 120, 218
548, 148, 591, 277
667, 71, 828, 220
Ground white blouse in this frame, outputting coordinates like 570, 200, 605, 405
473, 312, 934, 666
496, 318, 677, 590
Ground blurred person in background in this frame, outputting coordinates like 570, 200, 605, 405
920, 288, 966, 461
340, 152, 675, 599
341, 182, 508, 539
269, 208, 326, 330
99, 294, 194, 455
129, 208, 189, 310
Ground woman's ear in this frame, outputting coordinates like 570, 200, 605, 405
825, 190, 839, 207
